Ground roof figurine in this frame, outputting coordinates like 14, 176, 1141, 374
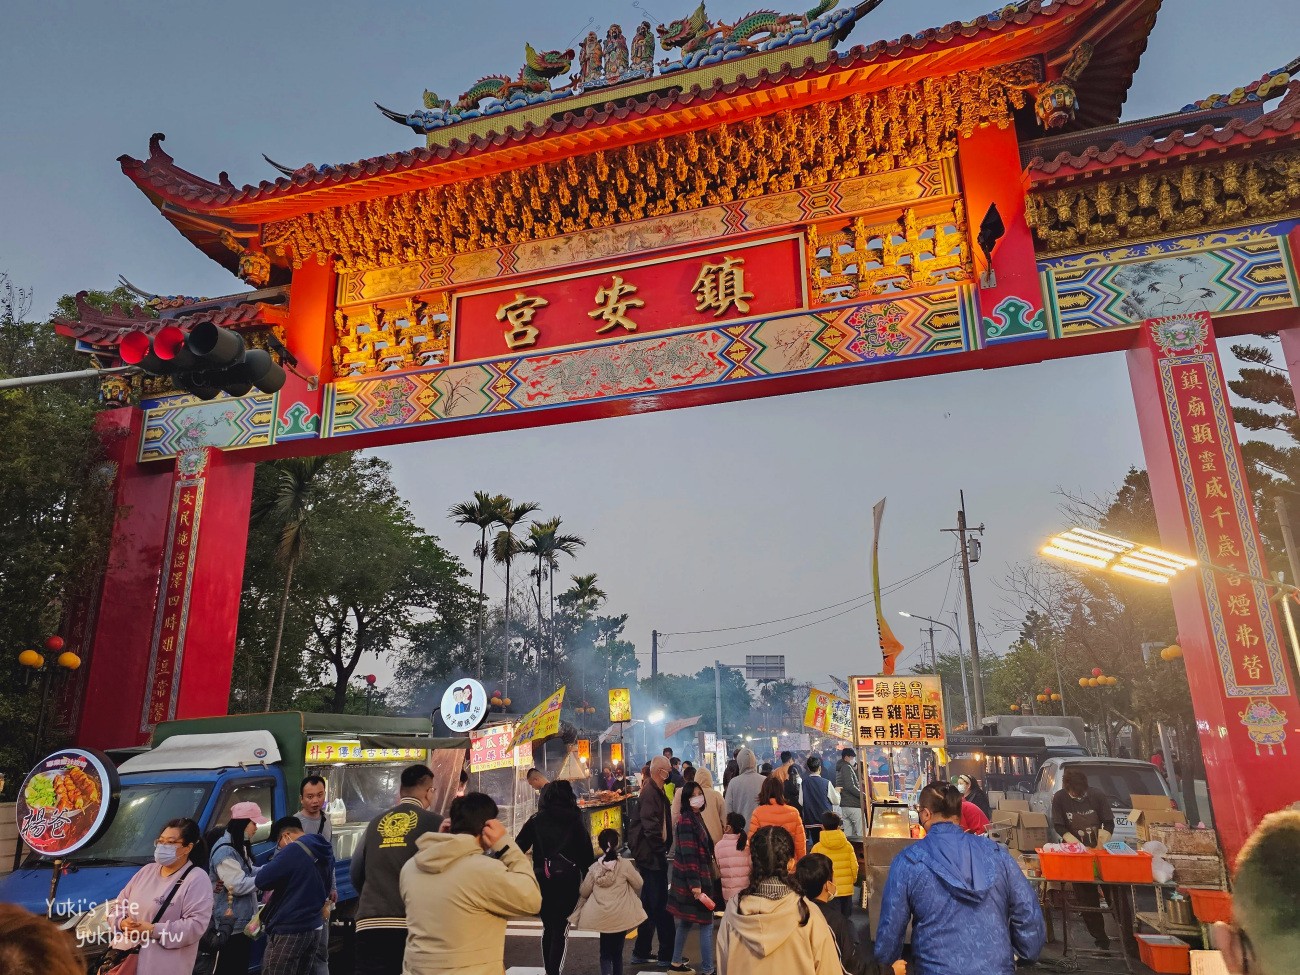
377, 0, 862, 135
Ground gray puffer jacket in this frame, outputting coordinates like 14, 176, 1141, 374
724, 747, 766, 824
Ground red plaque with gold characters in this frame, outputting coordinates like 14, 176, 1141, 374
454, 236, 804, 361
16, 748, 120, 857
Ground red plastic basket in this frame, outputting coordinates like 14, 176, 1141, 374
1035, 848, 1097, 881
1096, 850, 1153, 883
1185, 887, 1233, 924
1137, 934, 1191, 974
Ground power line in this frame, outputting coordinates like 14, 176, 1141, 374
658, 592, 875, 636
648, 556, 956, 657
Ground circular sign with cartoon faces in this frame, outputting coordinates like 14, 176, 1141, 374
441, 678, 487, 733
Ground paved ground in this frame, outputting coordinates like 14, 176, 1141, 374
494, 912, 1163, 975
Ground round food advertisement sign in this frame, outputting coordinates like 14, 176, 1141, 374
17, 748, 119, 857
441, 678, 487, 733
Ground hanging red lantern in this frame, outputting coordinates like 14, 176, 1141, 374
44, 635, 64, 653
1092, 667, 1103, 677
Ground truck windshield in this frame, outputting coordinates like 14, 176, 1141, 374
24, 782, 211, 867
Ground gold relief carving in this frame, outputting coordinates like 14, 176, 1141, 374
806, 204, 970, 303
497, 293, 549, 350
333, 295, 450, 376
267, 72, 1022, 272
1027, 148, 1300, 255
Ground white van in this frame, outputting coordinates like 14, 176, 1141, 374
1028, 756, 1173, 845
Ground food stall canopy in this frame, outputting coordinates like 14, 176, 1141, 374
599, 721, 641, 743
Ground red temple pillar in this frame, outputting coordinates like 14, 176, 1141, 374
1128, 311, 1300, 862
957, 122, 1045, 340
74, 430, 254, 749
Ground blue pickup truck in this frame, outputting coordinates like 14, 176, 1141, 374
1, 711, 464, 966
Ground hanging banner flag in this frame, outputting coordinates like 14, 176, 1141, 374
872, 498, 905, 675
508, 685, 566, 750
803, 688, 854, 741
664, 715, 703, 738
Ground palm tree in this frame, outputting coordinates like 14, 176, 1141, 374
492, 499, 540, 698
566, 573, 607, 616
525, 517, 585, 687
253, 456, 328, 711
449, 492, 508, 678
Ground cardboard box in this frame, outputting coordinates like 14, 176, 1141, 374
1130, 794, 1187, 841
1017, 811, 1050, 852
998, 798, 1032, 813
987, 810, 1018, 848
986, 790, 1007, 804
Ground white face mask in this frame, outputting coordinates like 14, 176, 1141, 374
689, 795, 706, 810
956, 782, 968, 795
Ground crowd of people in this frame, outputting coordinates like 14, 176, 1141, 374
5, 749, 1297, 975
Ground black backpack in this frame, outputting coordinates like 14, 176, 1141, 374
534, 820, 580, 882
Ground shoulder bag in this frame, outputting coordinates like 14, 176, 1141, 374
96, 864, 197, 975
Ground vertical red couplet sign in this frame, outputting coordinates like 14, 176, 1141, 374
140, 448, 211, 732
1129, 312, 1300, 861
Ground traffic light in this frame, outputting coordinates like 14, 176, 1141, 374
120, 322, 286, 400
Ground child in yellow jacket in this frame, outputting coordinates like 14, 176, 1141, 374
811, 812, 859, 916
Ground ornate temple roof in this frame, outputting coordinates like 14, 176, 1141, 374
1027, 77, 1300, 181
121, 0, 1159, 234
54, 290, 288, 355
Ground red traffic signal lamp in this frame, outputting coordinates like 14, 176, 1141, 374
120, 321, 286, 400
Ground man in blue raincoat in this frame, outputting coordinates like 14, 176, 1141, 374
875, 781, 1045, 975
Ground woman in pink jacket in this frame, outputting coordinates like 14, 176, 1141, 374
715, 813, 752, 905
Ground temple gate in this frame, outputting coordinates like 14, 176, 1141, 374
52, 0, 1300, 858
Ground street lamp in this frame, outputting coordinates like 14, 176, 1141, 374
1042, 528, 1197, 583
900, 612, 975, 731
1044, 525, 1300, 677
19, 636, 81, 767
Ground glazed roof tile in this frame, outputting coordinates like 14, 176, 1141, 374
1027, 81, 1300, 179
121, 0, 1153, 224
54, 292, 287, 349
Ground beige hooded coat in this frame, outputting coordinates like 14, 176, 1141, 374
716, 890, 846, 975
400, 831, 542, 975
568, 856, 648, 933
670, 766, 725, 844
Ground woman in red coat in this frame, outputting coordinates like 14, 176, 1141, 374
668, 781, 717, 975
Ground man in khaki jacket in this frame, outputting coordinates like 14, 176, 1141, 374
400, 792, 542, 975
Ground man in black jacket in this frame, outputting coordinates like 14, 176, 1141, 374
837, 748, 866, 839
349, 764, 445, 975
631, 755, 675, 966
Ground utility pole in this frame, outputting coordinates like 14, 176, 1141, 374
944, 492, 986, 725
925, 622, 938, 672
651, 629, 659, 679
714, 661, 724, 738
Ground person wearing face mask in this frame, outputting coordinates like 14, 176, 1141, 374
1049, 768, 1133, 954
667, 780, 718, 975
953, 773, 991, 819
204, 804, 267, 975
835, 748, 866, 840
875, 782, 1044, 975
350, 764, 445, 975
254, 817, 336, 975
107, 817, 213, 975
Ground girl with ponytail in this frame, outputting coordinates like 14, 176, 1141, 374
569, 828, 647, 975
717, 825, 846, 975
716, 812, 752, 904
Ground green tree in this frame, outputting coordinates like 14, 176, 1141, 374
448, 491, 507, 677
253, 456, 328, 711
0, 279, 127, 788
492, 499, 540, 697
524, 516, 585, 688
1229, 340, 1300, 566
